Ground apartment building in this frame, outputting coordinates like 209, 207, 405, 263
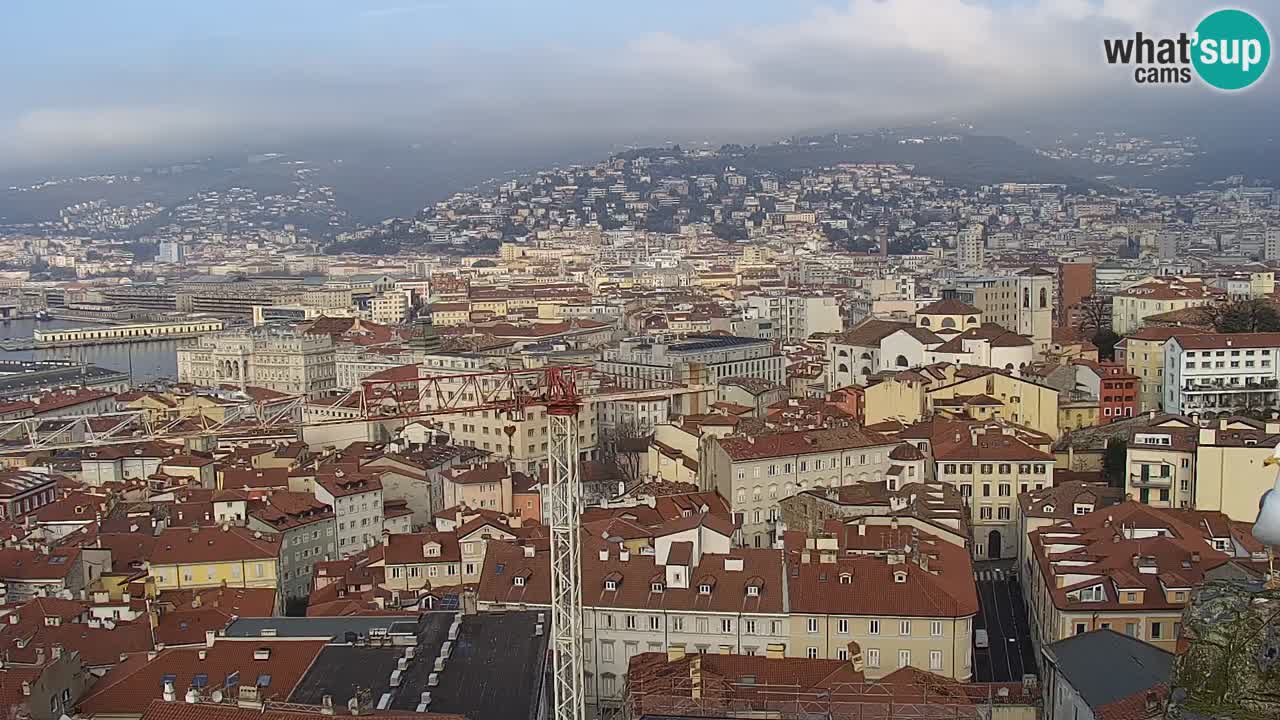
369, 290, 410, 325
1015, 479, 1124, 579
951, 268, 1055, 355
1115, 327, 1203, 412
0, 469, 57, 522
312, 470, 383, 556
1124, 418, 1198, 509
932, 425, 1054, 560
438, 461, 516, 513
600, 334, 785, 389
177, 327, 336, 398
478, 523, 790, 714
1163, 333, 1280, 415
246, 491, 336, 603
146, 526, 281, 608
424, 373, 598, 476
1111, 277, 1217, 336
705, 426, 902, 547
1025, 502, 1239, 654
744, 293, 842, 342
1193, 417, 1280, 522
785, 522, 976, 681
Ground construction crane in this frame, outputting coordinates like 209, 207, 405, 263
0, 364, 708, 720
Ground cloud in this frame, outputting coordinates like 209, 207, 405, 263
0, 0, 1270, 171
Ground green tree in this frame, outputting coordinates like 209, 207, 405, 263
1103, 439, 1128, 489
1209, 299, 1280, 333
1092, 328, 1121, 360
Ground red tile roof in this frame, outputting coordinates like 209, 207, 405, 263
148, 526, 280, 565
718, 426, 898, 461
79, 639, 328, 715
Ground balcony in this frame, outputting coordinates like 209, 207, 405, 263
1183, 378, 1279, 392
1130, 472, 1172, 487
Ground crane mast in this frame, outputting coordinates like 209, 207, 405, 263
0, 363, 706, 720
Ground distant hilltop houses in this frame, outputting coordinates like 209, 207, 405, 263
1, 138, 1279, 720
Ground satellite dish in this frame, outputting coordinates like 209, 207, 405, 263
211, 690, 224, 703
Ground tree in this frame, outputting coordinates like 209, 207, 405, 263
1092, 328, 1121, 361
1103, 439, 1128, 489
597, 419, 650, 488
1077, 296, 1110, 334
1206, 299, 1280, 333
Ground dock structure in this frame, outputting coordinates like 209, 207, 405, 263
32, 319, 225, 348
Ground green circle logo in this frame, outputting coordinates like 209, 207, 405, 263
1193, 9, 1270, 90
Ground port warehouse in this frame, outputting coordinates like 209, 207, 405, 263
31, 319, 225, 347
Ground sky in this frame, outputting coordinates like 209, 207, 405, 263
1, 0, 1277, 173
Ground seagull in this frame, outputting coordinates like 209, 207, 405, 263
1257, 445, 1280, 587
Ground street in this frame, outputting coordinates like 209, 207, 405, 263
972, 564, 1038, 682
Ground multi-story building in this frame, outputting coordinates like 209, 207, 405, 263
1163, 332, 1280, 415
0, 469, 58, 522
1193, 417, 1280, 522
146, 526, 281, 609
744, 293, 842, 342
478, 521, 789, 714
1025, 501, 1239, 654
369, 290, 410, 325
952, 268, 1055, 355
246, 491, 336, 603
1056, 258, 1094, 329
1014, 479, 1123, 578
705, 426, 902, 547
313, 470, 383, 557
1111, 277, 1217, 336
437, 461, 516, 513
825, 319, 912, 390
1125, 418, 1198, 509
956, 223, 985, 271
1115, 327, 1203, 412
177, 327, 337, 398
599, 335, 785, 389
932, 424, 1054, 560
785, 519, 977, 681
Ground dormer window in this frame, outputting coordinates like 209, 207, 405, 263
513, 576, 525, 587
893, 571, 907, 584
650, 582, 664, 593
698, 583, 712, 595
605, 580, 618, 591
839, 573, 852, 585
746, 586, 759, 597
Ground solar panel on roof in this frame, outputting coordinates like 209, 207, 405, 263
440, 594, 460, 610
495, 563, 505, 575
192, 674, 208, 688
161, 673, 177, 686
225, 672, 239, 688
257, 674, 272, 688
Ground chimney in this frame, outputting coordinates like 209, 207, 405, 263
51, 643, 63, 660
163, 680, 177, 702
185, 688, 200, 704
21, 682, 31, 697
667, 643, 687, 662
321, 696, 335, 716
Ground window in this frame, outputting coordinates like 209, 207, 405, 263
672, 617, 684, 632
930, 621, 943, 637
837, 647, 849, 661
898, 649, 911, 668
837, 619, 849, 634
900, 620, 911, 636
869, 620, 880, 635
997, 506, 1011, 520
600, 643, 615, 662
1150, 622, 1163, 639
1075, 623, 1087, 635
866, 649, 880, 668
721, 619, 733, 634
979, 506, 993, 520
807, 647, 819, 659
929, 650, 943, 670
745, 619, 756, 634
807, 618, 819, 633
